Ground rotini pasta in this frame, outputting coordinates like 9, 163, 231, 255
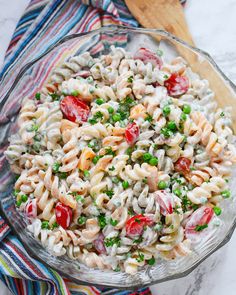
5, 46, 236, 275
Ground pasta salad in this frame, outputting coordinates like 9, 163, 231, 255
5, 46, 236, 275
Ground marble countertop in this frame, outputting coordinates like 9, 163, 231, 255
0, 0, 236, 294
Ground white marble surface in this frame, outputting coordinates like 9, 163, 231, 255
0, 0, 236, 294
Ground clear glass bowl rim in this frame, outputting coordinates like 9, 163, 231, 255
1, 25, 236, 289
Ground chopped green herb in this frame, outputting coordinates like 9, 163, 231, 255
94, 111, 103, 120
167, 121, 177, 131
221, 190, 230, 198
34, 134, 41, 141
122, 181, 129, 189
190, 166, 196, 171
78, 215, 86, 225
161, 127, 172, 138
109, 166, 115, 171
92, 155, 101, 165
213, 206, 222, 216
135, 218, 141, 223
163, 105, 171, 116
220, 112, 225, 117
110, 218, 118, 226
128, 208, 134, 216
114, 266, 121, 272
41, 221, 50, 229
75, 195, 85, 203
142, 178, 148, 184
95, 98, 104, 105
52, 162, 61, 173
136, 251, 145, 262
163, 74, 169, 79
147, 257, 156, 266
145, 113, 153, 123
105, 147, 116, 156
174, 205, 181, 214
98, 213, 107, 229
35, 92, 41, 100
27, 124, 39, 132
104, 189, 114, 198
133, 236, 143, 244
104, 236, 121, 247
183, 104, 191, 114
195, 224, 208, 231
13, 189, 20, 197
16, 200, 22, 207
127, 76, 134, 83
58, 172, 68, 179
49, 93, 60, 101
52, 222, 59, 229
21, 194, 28, 202
158, 181, 167, 190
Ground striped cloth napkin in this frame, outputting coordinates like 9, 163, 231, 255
0, 0, 185, 294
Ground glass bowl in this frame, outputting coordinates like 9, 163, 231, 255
0, 25, 236, 290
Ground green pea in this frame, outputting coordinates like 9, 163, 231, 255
158, 181, 167, 189
221, 190, 231, 199
142, 153, 152, 162
149, 157, 158, 166
112, 113, 121, 122
108, 107, 114, 114
163, 105, 171, 116
183, 104, 191, 114
122, 181, 129, 189
173, 189, 181, 197
95, 98, 104, 105
21, 194, 28, 202
167, 121, 177, 131
181, 113, 187, 121
213, 206, 222, 216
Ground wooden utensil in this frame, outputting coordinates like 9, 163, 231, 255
125, 0, 236, 131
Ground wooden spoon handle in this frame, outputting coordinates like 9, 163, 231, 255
125, 0, 194, 46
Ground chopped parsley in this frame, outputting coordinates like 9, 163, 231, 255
104, 189, 114, 198
147, 257, 156, 265
109, 166, 115, 171
52, 162, 61, 173
220, 112, 225, 117
35, 92, 41, 100
49, 93, 60, 101
136, 251, 145, 262
104, 236, 121, 247
195, 224, 208, 231
110, 218, 118, 226
133, 236, 143, 244
78, 215, 86, 225
127, 76, 134, 83
105, 147, 116, 156
98, 213, 107, 229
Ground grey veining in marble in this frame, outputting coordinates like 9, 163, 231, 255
0, 0, 235, 295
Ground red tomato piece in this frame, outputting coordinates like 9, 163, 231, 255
126, 214, 154, 237
164, 73, 189, 96
60, 96, 90, 123
185, 206, 214, 241
174, 157, 191, 173
93, 233, 106, 254
134, 48, 163, 69
25, 199, 37, 218
125, 122, 140, 145
155, 191, 174, 216
55, 202, 72, 229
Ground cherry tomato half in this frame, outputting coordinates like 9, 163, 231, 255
55, 202, 72, 229
25, 199, 37, 218
155, 190, 174, 216
164, 73, 189, 97
126, 214, 154, 237
60, 95, 90, 123
125, 122, 140, 145
134, 48, 163, 69
174, 157, 191, 173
